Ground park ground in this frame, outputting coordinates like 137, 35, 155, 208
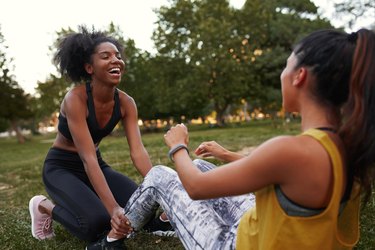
0, 120, 374, 249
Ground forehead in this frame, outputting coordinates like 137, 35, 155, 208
286, 52, 298, 64
95, 42, 119, 53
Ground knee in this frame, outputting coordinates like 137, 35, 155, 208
79, 213, 110, 242
149, 165, 176, 177
144, 165, 177, 186
193, 159, 216, 172
193, 158, 205, 165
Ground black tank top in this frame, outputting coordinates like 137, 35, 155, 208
58, 82, 122, 144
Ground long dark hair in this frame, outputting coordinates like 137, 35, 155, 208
294, 29, 375, 204
54, 25, 124, 83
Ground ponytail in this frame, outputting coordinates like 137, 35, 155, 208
339, 29, 375, 203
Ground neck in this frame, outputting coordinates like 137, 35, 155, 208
90, 81, 116, 103
299, 101, 339, 132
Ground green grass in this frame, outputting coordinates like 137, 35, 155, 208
0, 120, 374, 249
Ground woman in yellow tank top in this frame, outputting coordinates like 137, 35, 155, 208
89, 29, 375, 250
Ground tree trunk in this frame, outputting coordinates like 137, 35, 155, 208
10, 120, 25, 144
215, 103, 227, 127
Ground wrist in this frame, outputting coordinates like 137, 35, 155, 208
168, 144, 189, 162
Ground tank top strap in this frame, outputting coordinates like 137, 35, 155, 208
302, 129, 344, 214
86, 82, 95, 119
113, 88, 121, 117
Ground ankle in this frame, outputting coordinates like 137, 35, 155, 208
107, 230, 123, 240
38, 199, 54, 216
159, 213, 169, 222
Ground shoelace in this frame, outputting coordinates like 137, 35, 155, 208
41, 217, 53, 235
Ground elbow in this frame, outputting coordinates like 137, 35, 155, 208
183, 180, 204, 200
186, 188, 200, 200
187, 191, 201, 200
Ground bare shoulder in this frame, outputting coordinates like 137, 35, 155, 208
117, 89, 137, 119
251, 134, 323, 171
262, 134, 321, 154
64, 85, 86, 101
117, 89, 136, 106
61, 85, 87, 113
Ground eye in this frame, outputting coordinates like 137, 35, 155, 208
99, 54, 109, 59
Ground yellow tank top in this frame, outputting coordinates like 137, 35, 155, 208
236, 129, 360, 250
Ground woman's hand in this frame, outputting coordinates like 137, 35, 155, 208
195, 141, 245, 162
164, 123, 189, 148
110, 206, 133, 237
195, 141, 228, 160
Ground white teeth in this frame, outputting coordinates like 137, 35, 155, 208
109, 68, 120, 74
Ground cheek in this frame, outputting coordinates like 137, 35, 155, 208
280, 70, 293, 110
280, 69, 287, 90
121, 61, 126, 71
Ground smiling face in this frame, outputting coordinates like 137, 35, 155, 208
85, 42, 125, 86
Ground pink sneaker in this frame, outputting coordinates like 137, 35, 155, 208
29, 195, 55, 240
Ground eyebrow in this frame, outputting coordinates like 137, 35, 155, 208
96, 51, 121, 57
97, 51, 120, 54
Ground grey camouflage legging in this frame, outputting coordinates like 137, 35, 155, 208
124, 159, 255, 250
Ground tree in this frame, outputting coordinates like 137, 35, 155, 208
153, 0, 247, 125
34, 74, 71, 118
237, 0, 332, 115
152, 0, 332, 125
334, 0, 375, 30
0, 26, 33, 143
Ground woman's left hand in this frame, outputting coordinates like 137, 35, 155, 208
164, 123, 189, 148
110, 206, 133, 237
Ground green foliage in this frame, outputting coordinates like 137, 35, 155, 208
0, 27, 34, 135
334, 0, 375, 30
1, 0, 354, 135
149, 0, 333, 125
33, 75, 71, 118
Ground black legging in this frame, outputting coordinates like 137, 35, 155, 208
42, 147, 138, 242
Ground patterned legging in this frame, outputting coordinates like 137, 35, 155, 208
124, 159, 255, 250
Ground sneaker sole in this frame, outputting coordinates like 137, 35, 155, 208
29, 195, 54, 240
29, 195, 43, 239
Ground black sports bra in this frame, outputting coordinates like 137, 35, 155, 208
58, 82, 122, 144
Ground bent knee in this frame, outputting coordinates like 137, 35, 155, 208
150, 165, 176, 176
144, 165, 177, 185
193, 159, 216, 172
80, 214, 110, 242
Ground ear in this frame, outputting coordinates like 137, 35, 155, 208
292, 67, 307, 87
84, 63, 93, 74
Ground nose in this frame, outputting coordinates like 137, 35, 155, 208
111, 56, 120, 63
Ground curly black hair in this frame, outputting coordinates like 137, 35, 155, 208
54, 25, 124, 83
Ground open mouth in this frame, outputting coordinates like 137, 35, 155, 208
109, 67, 121, 75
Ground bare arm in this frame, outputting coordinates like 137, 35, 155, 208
164, 124, 306, 200
120, 93, 152, 177
63, 90, 128, 235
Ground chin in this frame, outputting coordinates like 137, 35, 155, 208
111, 78, 121, 85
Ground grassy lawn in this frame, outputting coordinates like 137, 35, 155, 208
0, 120, 373, 249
